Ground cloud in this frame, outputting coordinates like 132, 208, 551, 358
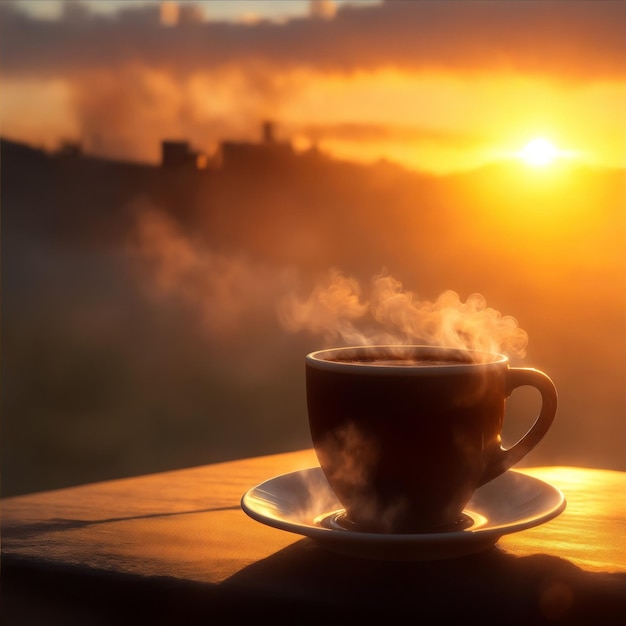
300, 121, 481, 146
1, 1, 623, 167
0, 0, 624, 81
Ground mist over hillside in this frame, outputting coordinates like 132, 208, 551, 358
2, 137, 624, 496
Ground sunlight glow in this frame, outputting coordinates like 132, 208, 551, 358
519, 138, 560, 166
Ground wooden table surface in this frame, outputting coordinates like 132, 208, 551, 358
2, 448, 625, 625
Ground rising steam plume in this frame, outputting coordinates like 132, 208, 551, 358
129, 207, 528, 359
278, 269, 529, 358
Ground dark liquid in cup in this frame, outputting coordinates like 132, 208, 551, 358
329, 357, 469, 367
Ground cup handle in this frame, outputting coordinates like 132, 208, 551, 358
479, 367, 558, 485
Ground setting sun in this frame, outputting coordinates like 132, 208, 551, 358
518, 138, 560, 167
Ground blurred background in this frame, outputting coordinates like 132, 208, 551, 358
1, 0, 625, 496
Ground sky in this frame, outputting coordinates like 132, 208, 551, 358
1, 0, 625, 173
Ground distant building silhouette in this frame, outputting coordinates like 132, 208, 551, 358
161, 122, 299, 171
56, 140, 83, 158
161, 140, 211, 169
262, 120, 276, 143
218, 121, 293, 169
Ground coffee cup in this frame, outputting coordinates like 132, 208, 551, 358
305, 345, 557, 533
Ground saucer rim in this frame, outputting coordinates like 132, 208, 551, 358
241, 466, 566, 553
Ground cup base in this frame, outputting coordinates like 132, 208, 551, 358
318, 510, 474, 534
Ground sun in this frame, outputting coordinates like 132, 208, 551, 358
518, 138, 560, 167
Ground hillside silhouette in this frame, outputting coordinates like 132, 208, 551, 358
2, 137, 624, 495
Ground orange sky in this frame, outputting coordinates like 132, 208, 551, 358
1, 0, 624, 173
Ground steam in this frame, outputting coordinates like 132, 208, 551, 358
312, 422, 408, 532
128, 202, 294, 339
278, 270, 369, 345
129, 207, 528, 359
278, 270, 528, 358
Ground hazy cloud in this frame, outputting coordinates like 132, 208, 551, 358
1, 1, 623, 165
301, 121, 481, 146
1, 1, 624, 80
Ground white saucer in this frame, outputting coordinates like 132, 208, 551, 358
241, 467, 566, 561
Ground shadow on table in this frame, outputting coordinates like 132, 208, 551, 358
3, 540, 625, 626
222, 539, 626, 625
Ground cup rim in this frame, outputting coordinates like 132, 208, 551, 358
306, 344, 508, 373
